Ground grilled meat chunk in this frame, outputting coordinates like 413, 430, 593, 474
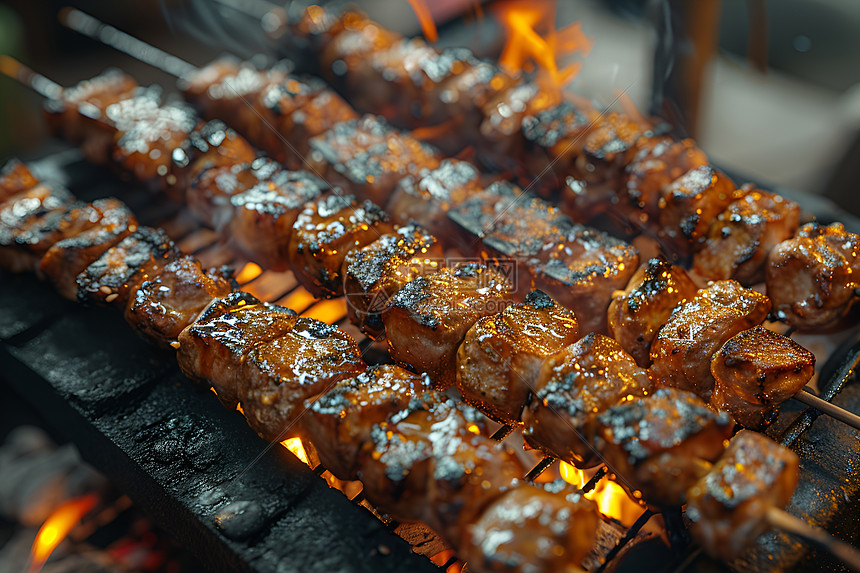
710, 326, 815, 430
229, 169, 326, 270
387, 159, 484, 238
124, 255, 232, 347
342, 223, 443, 339
686, 430, 800, 561
694, 187, 800, 284
40, 198, 138, 299
187, 157, 280, 230
522, 333, 651, 469
659, 166, 738, 252
76, 227, 179, 307
0, 159, 39, 201
766, 222, 860, 331
462, 484, 599, 573
456, 290, 580, 424
306, 115, 442, 204
608, 257, 698, 367
288, 193, 395, 298
650, 280, 771, 399
304, 364, 435, 480
0, 183, 74, 273
594, 388, 734, 507
384, 263, 512, 389
479, 83, 556, 166
182, 119, 257, 187
180, 55, 242, 105
318, 11, 402, 92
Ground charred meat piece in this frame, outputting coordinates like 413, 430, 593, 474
182, 120, 257, 186
124, 255, 233, 347
479, 83, 558, 166
342, 223, 443, 339
594, 387, 734, 507
686, 430, 799, 561
306, 115, 442, 204
650, 280, 771, 399
766, 222, 860, 331
710, 326, 815, 430
462, 484, 599, 573
0, 183, 74, 273
187, 157, 280, 230
608, 257, 698, 367
387, 159, 483, 238
40, 198, 138, 299
289, 193, 394, 298
456, 290, 580, 424
229, 169, 326, 271
694, 187, 800, 284
318, 11, 402, 91
522, 333, 651, 469
304, 364, 435, 480
0, 159, 39, 201
384, 263, 512, 389
179, 55, 243, 108
76, 227, 179, 307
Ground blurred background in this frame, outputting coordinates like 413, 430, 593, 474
1, 0, 859, 215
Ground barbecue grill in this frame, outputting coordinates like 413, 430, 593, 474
2, 2, 860, 572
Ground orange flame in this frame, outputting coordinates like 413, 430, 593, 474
235, 261, 262, 284
28, 494, 98, 573
407, 0, 438, 42
492, 0, 592, 93
559, 462, 643, 527
282, 437, 311, 466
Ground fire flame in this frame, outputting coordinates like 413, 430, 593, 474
28, 494, 98, 573
235, 261, 262, 284
559, 462, 642, 527
282, 437, 311, 466
407, 0, 438, 42
492, 0, 593, 93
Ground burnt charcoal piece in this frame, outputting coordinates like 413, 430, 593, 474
0, 183, 74, 273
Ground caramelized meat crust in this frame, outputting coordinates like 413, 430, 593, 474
686, 430, 799, 561
288, 193, 395, 298
594, 388, 734, 507
694, 187, 800, 284
0, 159, 39, 201
124, 255, 233, 347
649, 280, 771, 399
304, 364, 435, 480
187, 157, 280, 230
342, 223, 443, 339
608, 257, 698, 367
710, 326, 815, 430
383, 263, 512, 389
522, 333, 651, 469
456, 290, 580, 424
0, 183, 74, 273
462, 484, 599, 573
766, 222, 860, 331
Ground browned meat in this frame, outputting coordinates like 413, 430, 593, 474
0, 159, 39, 202
229, 169, 326, 270
303, 364, 435, 479
0, 183, 74, 273
76, 227, 178, 307
342, 223, 443, 339
386, 159, 483, 238
522, 333, 651, 469
179, 55, 243, 108
383, 263, 513, 389
694, 187, 800, 284
608, 257, 698, 367
594, 387, 734, 507
456, 290, 580, 424
766, 222, 860, 331
306, 115, 442, 204
650, 280, 771, 399
186, 157, 279, 229
40, 198, 138, 299
710, 326, 815, 429
288, 193, 394, 298
480, 83, 556, 165
318, 11, 402, 90
182, 119, 257, 188
686, 430, 799, 561
124, 255, 233, 347
462, 484, 599, 573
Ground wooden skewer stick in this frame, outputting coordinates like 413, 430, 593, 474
0, 55, 63, 99
766, 507, 860, 573
794, 389, 860, 431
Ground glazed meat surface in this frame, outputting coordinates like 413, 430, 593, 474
522, 333, 651, 469
766, 222, 860, 331
650, 280, 771, 398
594, 387, 734, 507
456, 290, 580, 424
710, 326, 815, 429
0, 183, 74, 273
0, 159, 39, 201
608, 257, 698, 367
288, 193, 394, 298
187, 157, 280, 230
686, 430, 799, 561
342, 223, 443, 339
694, 187, 800, 284
384, 263, 512, 389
